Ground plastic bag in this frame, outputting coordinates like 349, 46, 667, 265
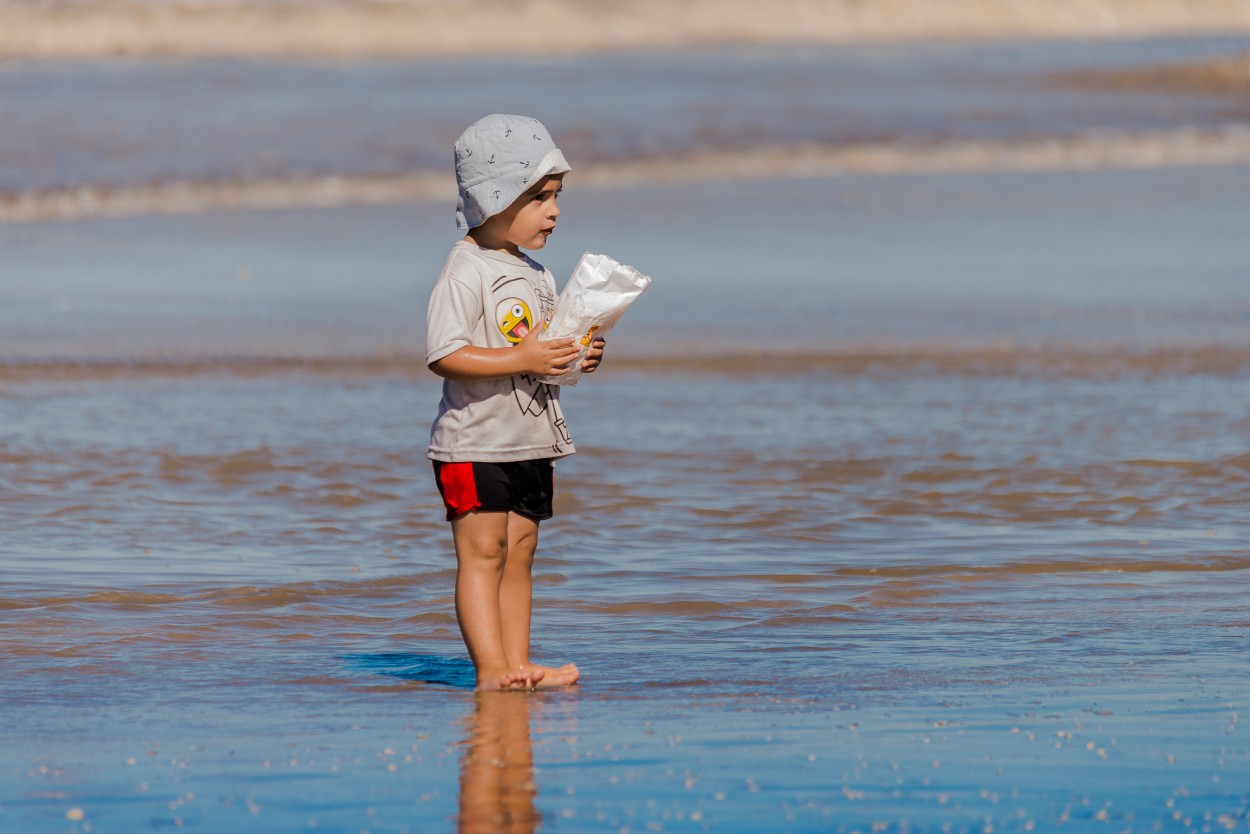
538, 252, 652, 385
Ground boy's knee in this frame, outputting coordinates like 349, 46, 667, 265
511, 526, 538, 552
507, 545, 535, 572
454, 523, 510, 564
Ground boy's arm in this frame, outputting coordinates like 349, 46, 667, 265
430, 324, 582, 381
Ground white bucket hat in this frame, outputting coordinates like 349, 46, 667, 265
453, 114, 571, 230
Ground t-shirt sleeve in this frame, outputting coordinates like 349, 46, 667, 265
426, 271, 483, 366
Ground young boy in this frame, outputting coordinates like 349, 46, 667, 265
426, 114, 605, 691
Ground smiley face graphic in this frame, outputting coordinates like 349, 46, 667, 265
496, 298, 533, 344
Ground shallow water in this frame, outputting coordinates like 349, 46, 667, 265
3, 157, 1250, 831
5, 165, 1250, 360
5, 356, 1249, 830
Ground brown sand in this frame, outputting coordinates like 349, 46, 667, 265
4, 0, 1250, 60
1054, 53, 1250, 93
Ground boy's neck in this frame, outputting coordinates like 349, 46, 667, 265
463, 231, 522, 259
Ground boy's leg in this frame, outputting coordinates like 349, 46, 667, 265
451, 510, 543, 691
498, 511, 537, 669
499, 511, 580, 687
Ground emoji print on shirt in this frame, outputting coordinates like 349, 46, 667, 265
495, 298, 533, 344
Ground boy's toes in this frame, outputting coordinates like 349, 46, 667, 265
477, 667, 544, 691
530, 662, 579, 688
504, 667, 544, 690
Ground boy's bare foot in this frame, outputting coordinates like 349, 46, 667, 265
522, 662, 580, 688
476, 667, 544, 692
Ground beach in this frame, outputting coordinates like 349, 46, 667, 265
3, 0, 1250, 59
2, 10, 1250, 833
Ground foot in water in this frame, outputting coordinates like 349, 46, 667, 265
476, 666, 544, 692
521, 662, 580, 688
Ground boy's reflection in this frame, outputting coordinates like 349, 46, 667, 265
458, 693, 541, 834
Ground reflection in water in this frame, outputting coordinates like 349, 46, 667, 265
458, 694, 542, 834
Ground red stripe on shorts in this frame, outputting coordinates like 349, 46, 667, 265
439, 462, 481, 519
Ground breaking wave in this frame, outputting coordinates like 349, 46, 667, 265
4, 126, 1250, 224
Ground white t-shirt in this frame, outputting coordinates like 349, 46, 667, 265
425, 241, 575, 462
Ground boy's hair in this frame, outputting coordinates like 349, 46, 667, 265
454, 114, 571, 231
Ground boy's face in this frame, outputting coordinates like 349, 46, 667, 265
472, 174, 563, 255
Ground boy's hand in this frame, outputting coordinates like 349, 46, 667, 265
581, 336, 607, 375
516, 323, 581, 376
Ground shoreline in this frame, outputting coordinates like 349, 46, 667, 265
4, 344, 1250, 382
3, 0, 1250, 59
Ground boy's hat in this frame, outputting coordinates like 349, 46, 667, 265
454, 114, 570, 230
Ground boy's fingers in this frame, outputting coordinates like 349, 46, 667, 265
558, 352, 582, 370
533, 332, 576, 349
525, 333, 579, 375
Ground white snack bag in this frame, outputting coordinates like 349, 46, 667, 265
538, 252, 652, 385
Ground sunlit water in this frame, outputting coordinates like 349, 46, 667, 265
4, 27, 1250, 831
2, 159, 1249, 832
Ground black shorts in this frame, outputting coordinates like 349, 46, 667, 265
432, 459, 555, 522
